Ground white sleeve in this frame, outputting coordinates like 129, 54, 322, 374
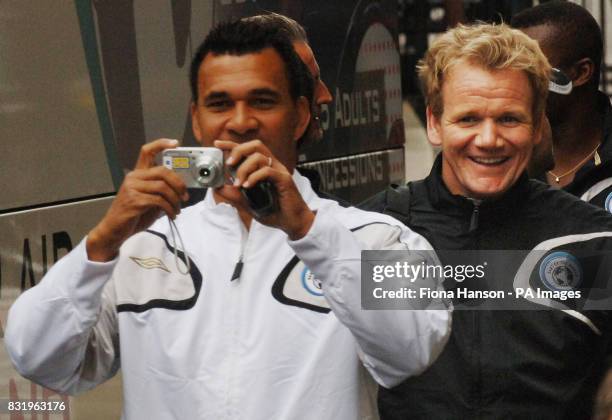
4, 238, 120, 394
288, 206, 451, 388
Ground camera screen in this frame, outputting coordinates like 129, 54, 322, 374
171, 157, 190, 169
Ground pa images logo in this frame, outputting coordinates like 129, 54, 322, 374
539, 251, 583, 291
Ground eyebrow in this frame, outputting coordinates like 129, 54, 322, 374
250, 88, 281, 99
203, 91, 230, 103
450, 105, 529, 116
203, 88, 281, 103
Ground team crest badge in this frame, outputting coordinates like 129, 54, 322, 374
538, 251, 582, 291
272, 257, 331, 313
301, 267, 324, 296
272, 222, 400, 313
605, 192, 612, 213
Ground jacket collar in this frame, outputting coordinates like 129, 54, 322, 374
424, 153, 531, 216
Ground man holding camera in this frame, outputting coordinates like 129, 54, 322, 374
5, 18, 450, 419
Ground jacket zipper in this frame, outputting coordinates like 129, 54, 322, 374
231, 223, 248, 281
231, 257, 243, 281
468, 199, 482, 232
226, 220, 250, 417
467, 198, 482, 416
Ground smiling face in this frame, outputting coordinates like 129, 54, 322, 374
427, 61, 542, 199
293, 41, 332, 143
190, 48, 309, 169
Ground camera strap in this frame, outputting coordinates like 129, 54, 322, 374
168, 217, 192, 275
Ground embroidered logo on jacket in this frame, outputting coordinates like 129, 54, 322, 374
129, 256, 171, 273
272, 257, 331, 313
115, 231, 202, 313
539, 251, 583, 291
605, 192, 612, 213
301, 267, 324, 296
272, 222, 399, 313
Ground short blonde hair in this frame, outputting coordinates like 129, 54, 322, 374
418, 22, 551, 123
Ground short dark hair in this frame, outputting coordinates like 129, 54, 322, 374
243, 12, 308, 44
512, 1, 603, 88
189, 19, 312, 103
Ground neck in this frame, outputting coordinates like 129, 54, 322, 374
237, 208, 253, 229
548, 97, 603, 185
552, 120, 601, 156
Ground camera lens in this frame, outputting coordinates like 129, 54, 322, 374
193, 153, 223, 188
197, 165, 215, 183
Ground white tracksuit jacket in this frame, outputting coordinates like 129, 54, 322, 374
5, 172, 450, 420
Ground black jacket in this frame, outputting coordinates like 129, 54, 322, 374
361, 155, 612, 420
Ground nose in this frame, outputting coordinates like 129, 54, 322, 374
315, 80, 333, 105
475, 119, 502, 149
225, 102, 258, 138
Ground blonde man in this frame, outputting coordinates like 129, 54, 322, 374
362, 23, 612, 420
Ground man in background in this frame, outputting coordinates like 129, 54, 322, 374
244, 12, 332, 148
527, 115, 554, 177
513, 1, 612, 209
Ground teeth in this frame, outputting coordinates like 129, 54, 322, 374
472, 157, 506, 164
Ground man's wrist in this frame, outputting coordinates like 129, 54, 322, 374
86, 225, 120, 262
286, 209, 316, 241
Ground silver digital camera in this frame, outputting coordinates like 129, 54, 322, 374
162, 147, 224, 188
163, 146, 278, 217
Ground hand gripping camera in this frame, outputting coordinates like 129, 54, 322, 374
162, 147, 278, 217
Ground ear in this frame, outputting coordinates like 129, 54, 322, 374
190, 101, 203, 142
570, 58, 596, 88
426, 106, 443, 147
293, 96, 311, 142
